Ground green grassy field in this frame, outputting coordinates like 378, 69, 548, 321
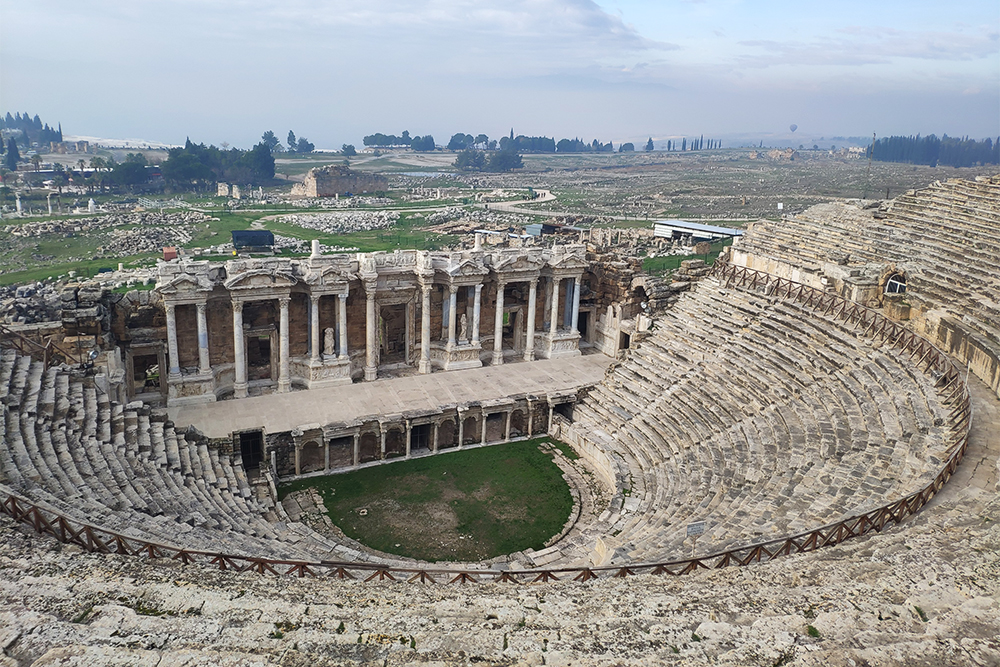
278, 438, 575, 562
642, 238, 733, 275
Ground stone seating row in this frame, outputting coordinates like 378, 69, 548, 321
558, 280, 955, 566
736, 178, 1000, 348
0, 349, 374, 562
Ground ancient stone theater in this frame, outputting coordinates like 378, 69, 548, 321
0, 176, 998, 665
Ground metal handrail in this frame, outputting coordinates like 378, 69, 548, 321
0, 261, 973, 583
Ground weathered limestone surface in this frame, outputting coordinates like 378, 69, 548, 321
0, 487, 997, 666
732, 175, 1000, 398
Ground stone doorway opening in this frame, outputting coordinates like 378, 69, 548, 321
380, 304, 407, 365
239, 430, 264, 471
502, 308, 522, 355
247, 331, 273, 381
411, 424, 432, 453
132, 353, 161, 393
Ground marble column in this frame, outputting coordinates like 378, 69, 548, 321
277, 297, 291, 393
481, 410, 488, 445
419, 285, 431, 374
364, 287, 377, 381
432, 422, 439, 453
492, 281, 506, 365
542, 278, 552, 331
232, 301, 247, 399
472, 284, 483, 345
447, 285, 458, 348
310, 296, 321, 362
352, 431, 360, 467
549, 278, 561, 336
571, 276, 581, 333
165, 303, 180, 377
338, 293, 349, 360
524, 279, 537, 361
457, 412, 465, 448
563, 278, 574, 329
505, 411, 512, 441
196, 302, 210, 375
405, 421, 412, 458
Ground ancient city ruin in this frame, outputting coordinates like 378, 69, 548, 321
290, 165, 389, 198
0, 175, 998, 665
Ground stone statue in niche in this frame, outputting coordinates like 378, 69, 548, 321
323, 327, 336, 356
459, 314, 468, 342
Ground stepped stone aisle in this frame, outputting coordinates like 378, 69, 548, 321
553, 278, 963, 567
0, 435, 996, 666
734, 176, 1000, 362
0, 349, 376, 564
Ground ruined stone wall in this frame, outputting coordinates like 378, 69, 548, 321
290, 166, 389, 198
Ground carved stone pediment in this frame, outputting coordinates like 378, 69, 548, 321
316, 265, 352, 285
548, 253, 589, 271
224, 269, 297, 291
447, 258, 488, 278
493, 254, 544, 273
158, 274, 212, 296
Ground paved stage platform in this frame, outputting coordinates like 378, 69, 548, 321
168, 355, 613, 439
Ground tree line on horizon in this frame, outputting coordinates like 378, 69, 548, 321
0, 112, 63, 148
869, 134, 999, 168
363, 129, 723, 154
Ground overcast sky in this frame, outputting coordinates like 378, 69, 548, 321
1, 0, 997, 148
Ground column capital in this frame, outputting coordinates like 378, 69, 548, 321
195, 301, 207, 314
475, 283, 484, 293
338, 292, 348, 301
165, 302, 175, 314
529, 278, 538, 289
231, 300, 243, 314
278, 296, 291, 308
448, 284, 459, 295
310, 294, 321, 305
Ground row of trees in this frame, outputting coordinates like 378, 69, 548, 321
662, 136, 720, 151
160, 139, 275, 189
453, 148, 523, 173
379, 129, 718, 154
260, 130, 314, 154
1, 112, 62, 146
362, 131, 436, 150
870, 135, 999, 168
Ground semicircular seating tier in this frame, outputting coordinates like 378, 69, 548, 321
732, 176, 1000, 358
552, 277, 962, 567
0, 348, 391, 565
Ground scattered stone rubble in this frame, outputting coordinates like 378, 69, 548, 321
286, 195, 395, 209
278, 211, 400, 235
4, 211, 209, 239
426, 206, 532, 230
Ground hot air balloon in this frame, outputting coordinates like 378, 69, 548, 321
789, 124, 798, 133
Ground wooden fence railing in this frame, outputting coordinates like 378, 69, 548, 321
0, 261, 973, 584
0, 323, 80, 369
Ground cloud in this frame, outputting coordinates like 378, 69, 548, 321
736, 25, 1000, 69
